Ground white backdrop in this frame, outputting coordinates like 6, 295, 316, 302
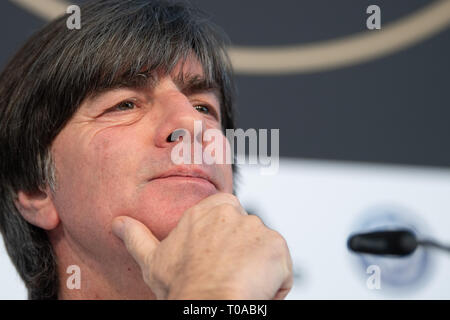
1, 158, 450, 299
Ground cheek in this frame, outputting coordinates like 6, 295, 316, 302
203, 133, 234, 193
83, 129, 144, 216
220, 163, 234, 194
51, 128, 140, 247
217, 136, 234, 193
93, 136, 134, 189
56, 130, 135, 201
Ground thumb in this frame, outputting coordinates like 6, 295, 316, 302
112, 216, 160, 270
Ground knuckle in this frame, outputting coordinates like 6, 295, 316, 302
217, 193, 241, 207
246, 214, 264, 227
268, 230, 289, 250
183, 205, 204, 223
216, 203, 240, 217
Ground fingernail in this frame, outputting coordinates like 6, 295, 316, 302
112, 218, 125, 240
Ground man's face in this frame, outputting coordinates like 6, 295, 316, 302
50, 55, 233, 262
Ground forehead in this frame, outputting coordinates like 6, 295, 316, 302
170, 54, 205, 77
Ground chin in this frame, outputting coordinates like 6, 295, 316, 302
135, 183, 219, 240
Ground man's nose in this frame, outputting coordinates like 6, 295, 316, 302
153, 91, 207, 148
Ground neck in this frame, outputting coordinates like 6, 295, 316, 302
49, 226, 156, 300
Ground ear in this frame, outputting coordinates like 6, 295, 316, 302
15, 187, 60, 231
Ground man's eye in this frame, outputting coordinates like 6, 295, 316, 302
110, 101, 136, 112
194, 105, 210, 114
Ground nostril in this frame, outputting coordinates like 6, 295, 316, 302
167, 129, 188, 143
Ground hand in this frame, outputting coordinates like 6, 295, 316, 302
112, 192, 293, 300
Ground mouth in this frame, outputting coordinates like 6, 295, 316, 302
152, 175, 216, 188
149, 167, 218, 190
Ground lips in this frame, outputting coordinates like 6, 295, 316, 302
150, 167, 218, 189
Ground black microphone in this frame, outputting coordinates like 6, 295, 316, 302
348, 229, 450, 256
348, 229, 418, 256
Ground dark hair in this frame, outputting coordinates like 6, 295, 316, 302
0, 0, 237, 300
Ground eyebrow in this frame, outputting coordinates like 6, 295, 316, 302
173, 73, 221, 99
88, 72, 222, 104
88, 73, 158, 101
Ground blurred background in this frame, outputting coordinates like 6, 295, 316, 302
1, 0, 449, 299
